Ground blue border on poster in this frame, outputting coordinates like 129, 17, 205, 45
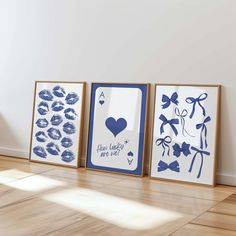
86, 83, 148, 176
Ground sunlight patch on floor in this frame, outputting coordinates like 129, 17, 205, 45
4, 174, 65, 192
43, 187, 183, 230
0, 169, 33, 183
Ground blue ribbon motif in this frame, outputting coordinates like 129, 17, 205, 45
156, 136, 172, 157
162, 92, 179, 109
172, 142, 191, 158
185, 93, 208, 119
158, 160, 180, 172
175, 108, 194, 137
196, 116, 211, 149
189, 146, 210, 178
159, 114, 179, 136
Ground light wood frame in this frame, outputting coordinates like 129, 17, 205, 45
149, 83, 221, 186
29, 81, 86, 168
86, 82, 150, 177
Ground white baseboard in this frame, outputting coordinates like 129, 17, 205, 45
216, 173, 236, 186
0, 147, 29, 159
0, 147, 235, 186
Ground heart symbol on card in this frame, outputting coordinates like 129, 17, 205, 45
99, 100, 104, 105
127, 158, 133, 165
127, 151, 134, 157
105, 117, 127, 137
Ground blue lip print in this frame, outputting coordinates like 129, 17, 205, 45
53, 86, 66, 97
51, 101, 64, 112
35, 131, 48, 142
33, 146, 47, 158
61, 150, 75, 163
46, 142, 60, 155
64, 108, 78, 120
61, 137, 73, 148
65, 92, 79, 105
38, 102, 49, 115
63, 122, 76, 135
38, 90, 54, 101
51, 114, 63, 126
47, 128, 62, 140
36, 118, 49, 128
105, 117, 127, 137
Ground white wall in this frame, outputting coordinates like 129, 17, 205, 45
0, 0, 235, 185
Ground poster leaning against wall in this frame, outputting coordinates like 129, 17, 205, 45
86, 83, 149, 176
150, 84, 221, 186
29, 81, 86, 168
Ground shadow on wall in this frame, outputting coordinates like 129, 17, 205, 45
0, 113, 22, 154
217, 86, 235, 177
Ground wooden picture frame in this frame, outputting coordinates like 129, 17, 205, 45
86, 83, 150, 176
150, 84, 221, 186
29, 81, 86, 168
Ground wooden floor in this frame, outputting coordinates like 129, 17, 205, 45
0, 156, 236, 236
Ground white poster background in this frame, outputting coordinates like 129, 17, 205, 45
91, 87, 142, 171
151, 85, 218, 185
30, 82, 84, 167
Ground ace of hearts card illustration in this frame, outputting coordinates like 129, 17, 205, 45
86, 83, 149, 176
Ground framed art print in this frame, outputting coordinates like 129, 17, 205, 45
29, 81, 86, 167
86, 83, 149, 176
150, 84, 221, 186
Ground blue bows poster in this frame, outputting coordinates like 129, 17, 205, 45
30, 81, 85, 167
151, 84, 220, 185
86, 83, 149, 176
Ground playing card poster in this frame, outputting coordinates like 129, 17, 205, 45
86, 83, 149, 176
150, 84, 220, 185
30, 81, 85, 167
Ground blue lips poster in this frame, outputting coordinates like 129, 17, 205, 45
30, 82, 85, 167
150, 84, 220, 185
86, 83, 149, 176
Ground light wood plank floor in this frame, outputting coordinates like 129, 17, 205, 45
0, 156, 235, 236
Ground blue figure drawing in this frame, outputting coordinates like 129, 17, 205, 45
38, 102, 49, 115
172, 142, 191, 158
39, 90, 54, 101
35, 131, 48, 142
33, 146, 47, 158
53, 86, 66, 97
47, 128, 62, 140
63, 122, 76, 135
65, 92, 79, 105
157, 160, 180, 172
185, 93, 208, 119
159, 114, 179, 136
162, 92, 179, 109
175, 108, 194, 137
46, 142, 60, 155
189, 146, 210, 179
51, 114, 63, 126
64, 108, 78, 120
61, 150, 75, 163
51, 101, 64, 112
196, 116, 211, 149
105, 117, 127, 137
36, 118, 49, 128
156, 136, 172, 157
61, 137, 73, 148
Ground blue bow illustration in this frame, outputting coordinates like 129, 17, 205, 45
172, 142, 191, 158
196, 116, 211, 149
189, 146, 210, 178
175, 108, 194, 137
185, 93, 208, 119
158, 160, 180, 172
156, 136, 172, 157
162, 92, 179, 109
159, 114, 179, 136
